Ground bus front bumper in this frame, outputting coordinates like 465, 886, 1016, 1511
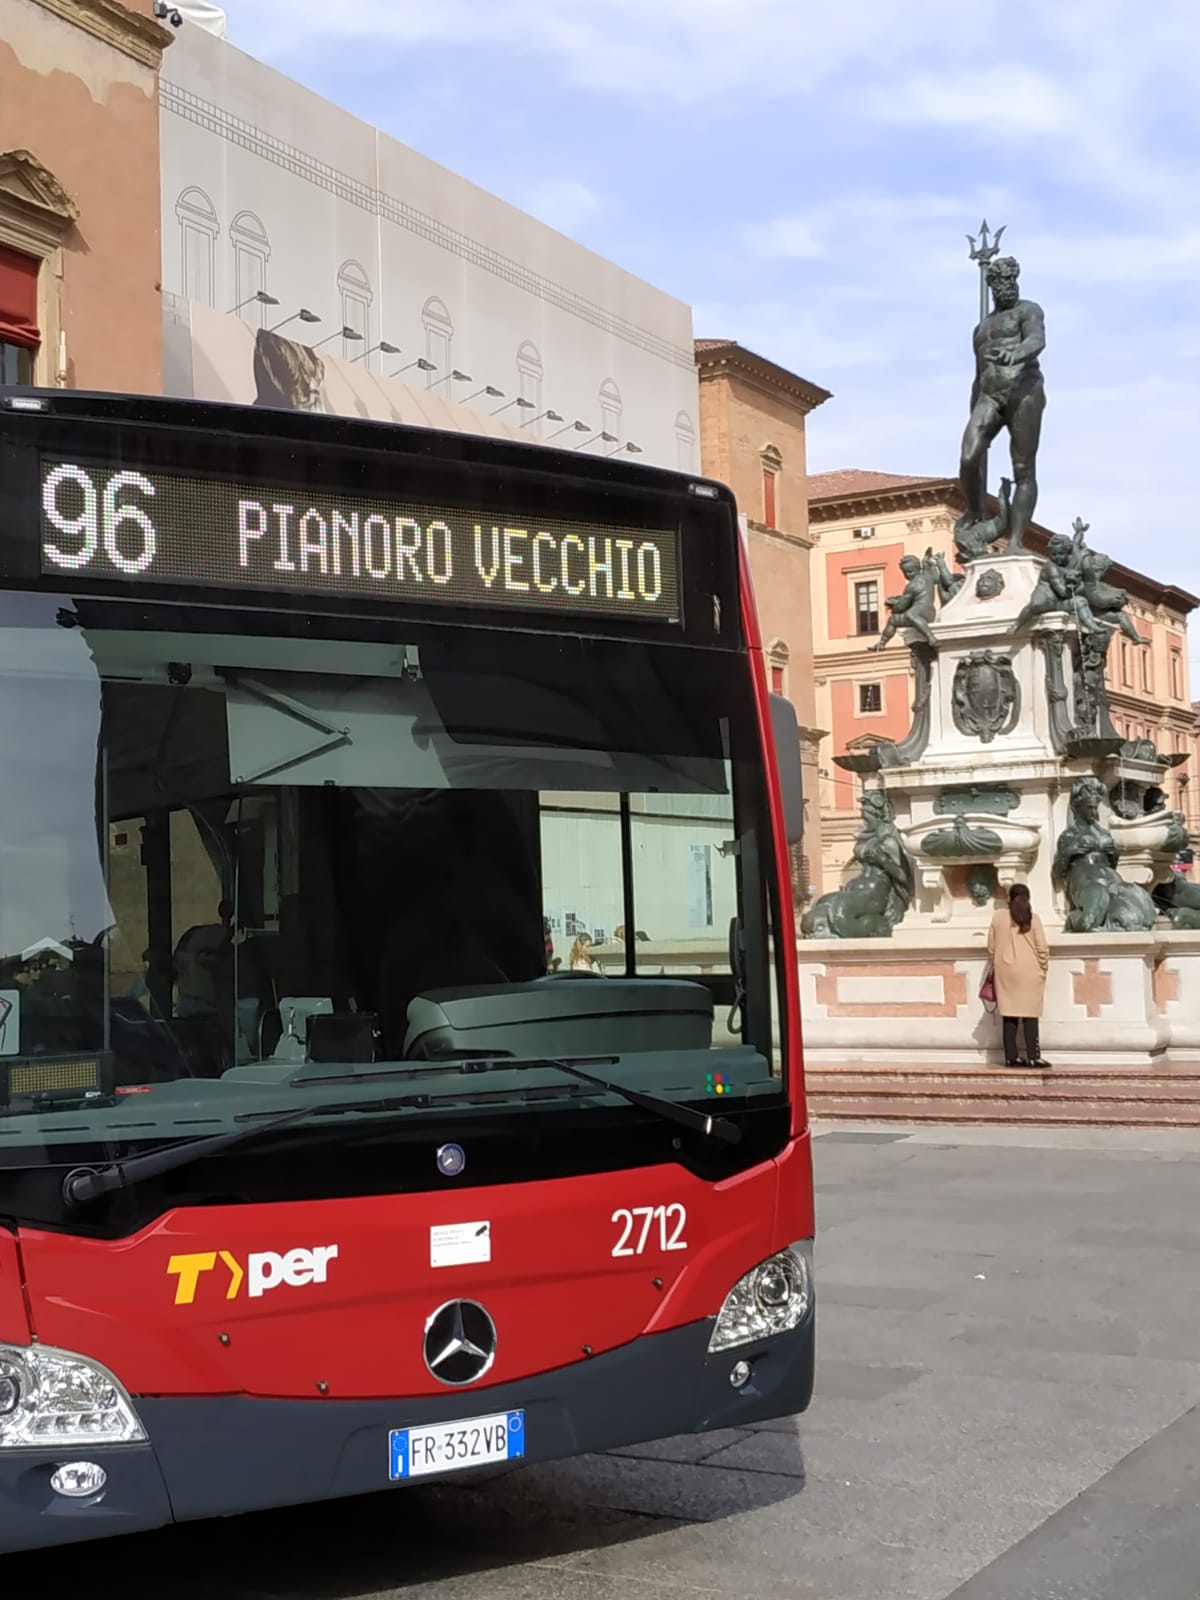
0, 1311, 812, 1552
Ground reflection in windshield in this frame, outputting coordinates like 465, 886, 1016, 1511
0, 592, 783, 1150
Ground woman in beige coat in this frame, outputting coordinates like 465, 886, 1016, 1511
987, 884, 1050, 1068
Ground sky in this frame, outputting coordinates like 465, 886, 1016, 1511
215, 2, 1196, 597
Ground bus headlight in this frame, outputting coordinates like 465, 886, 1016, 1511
708, 1241, 813, 1354
0, 1345, 146, 1448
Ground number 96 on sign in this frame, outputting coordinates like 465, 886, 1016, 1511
388, 1410, 525, 1481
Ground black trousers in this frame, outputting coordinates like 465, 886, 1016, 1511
1003, 1016, 1040, 1063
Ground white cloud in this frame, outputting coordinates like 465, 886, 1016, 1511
1015, 229, 1200, 286
228, 0, 1197, 134
743, 191, 1022, 280
692, 297, 891, 374
745, 192, 991, 263
228, 0, 1013, 106
747, 217, 824, 262
510, 177, 606, 238
875, 69, 1075, 136
225, 0, 1197, 251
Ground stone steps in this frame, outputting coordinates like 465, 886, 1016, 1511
806, 1067, 1200, 1127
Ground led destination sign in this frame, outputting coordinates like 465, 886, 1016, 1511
38, 460, 682, 623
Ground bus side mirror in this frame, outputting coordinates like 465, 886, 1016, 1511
769, 693, 805, 845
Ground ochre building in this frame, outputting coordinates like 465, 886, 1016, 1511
0, 0, 172, 393
695, 338, 831, 903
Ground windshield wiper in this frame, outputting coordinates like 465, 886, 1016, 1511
459, 1057, 742, 1145
60, 1058, 739, 1209
60, 1100, 391, 1209
297, 1055, 742, 1144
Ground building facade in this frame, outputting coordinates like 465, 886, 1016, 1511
157, 21, 698, 467
0, 0, 172, 394
695, 339, 831, 903
808, 470, 1200, 885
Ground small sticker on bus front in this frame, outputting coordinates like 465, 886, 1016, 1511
431, 1222, 492, 1268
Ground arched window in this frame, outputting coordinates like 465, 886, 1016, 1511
767, 639, 790, 697
674, 410, 696, 471
761, 443, 783, 529
599, 377, 622, 441
338, 259, 373, 360
422, 296, 453, 389
176, 187, 219, 308
230, 210, 270, 325
516, 340, 544, 432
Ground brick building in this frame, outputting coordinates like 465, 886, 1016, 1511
695, 338, 831, 901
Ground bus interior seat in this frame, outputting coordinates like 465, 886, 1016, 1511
377, 914, 511, 1059
403, 976, 715, 1061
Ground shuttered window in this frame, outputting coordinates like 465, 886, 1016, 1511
0, 244, 39, 348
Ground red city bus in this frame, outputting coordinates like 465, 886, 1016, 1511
0, 388, 813, 1551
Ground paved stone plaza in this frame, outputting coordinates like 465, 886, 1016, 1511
18, 1124, 1200, 1599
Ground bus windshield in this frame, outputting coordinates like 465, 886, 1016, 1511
0, 589, 785, 1173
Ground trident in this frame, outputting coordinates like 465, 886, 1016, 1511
966, 219, 1006, 325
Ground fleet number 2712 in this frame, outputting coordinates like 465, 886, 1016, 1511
610, 1205, 688, 1257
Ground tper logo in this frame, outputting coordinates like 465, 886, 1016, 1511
167, 1245, 338, 1305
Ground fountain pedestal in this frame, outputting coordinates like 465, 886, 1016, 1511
801, 553, 1194, 1073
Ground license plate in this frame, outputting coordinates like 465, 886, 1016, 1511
388, 1410, 525, 1481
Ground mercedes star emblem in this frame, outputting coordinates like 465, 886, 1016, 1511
423, 1300, 497, 1386
436, 1142, 466, 1177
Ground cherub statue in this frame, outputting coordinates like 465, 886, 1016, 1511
1073, 519, 1149, 645
953, 477, 1012, 565
1010, 517, 1148, 644
928, 549, 964, 604
1007, 531, 1083, 636
873, 551, 938, 651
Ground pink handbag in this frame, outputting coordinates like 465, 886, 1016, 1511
979, 971, 997, 1008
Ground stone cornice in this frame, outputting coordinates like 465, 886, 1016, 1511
745, 517, 814, 551
695, 344, 832, 416
808, 480, 962, 525
815, 647, 902, 673
1107, 690, 1195, 725
27, 0, 174, 68
823, 815, 863, 837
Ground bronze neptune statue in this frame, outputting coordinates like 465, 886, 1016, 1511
958, 256, 1045, 553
